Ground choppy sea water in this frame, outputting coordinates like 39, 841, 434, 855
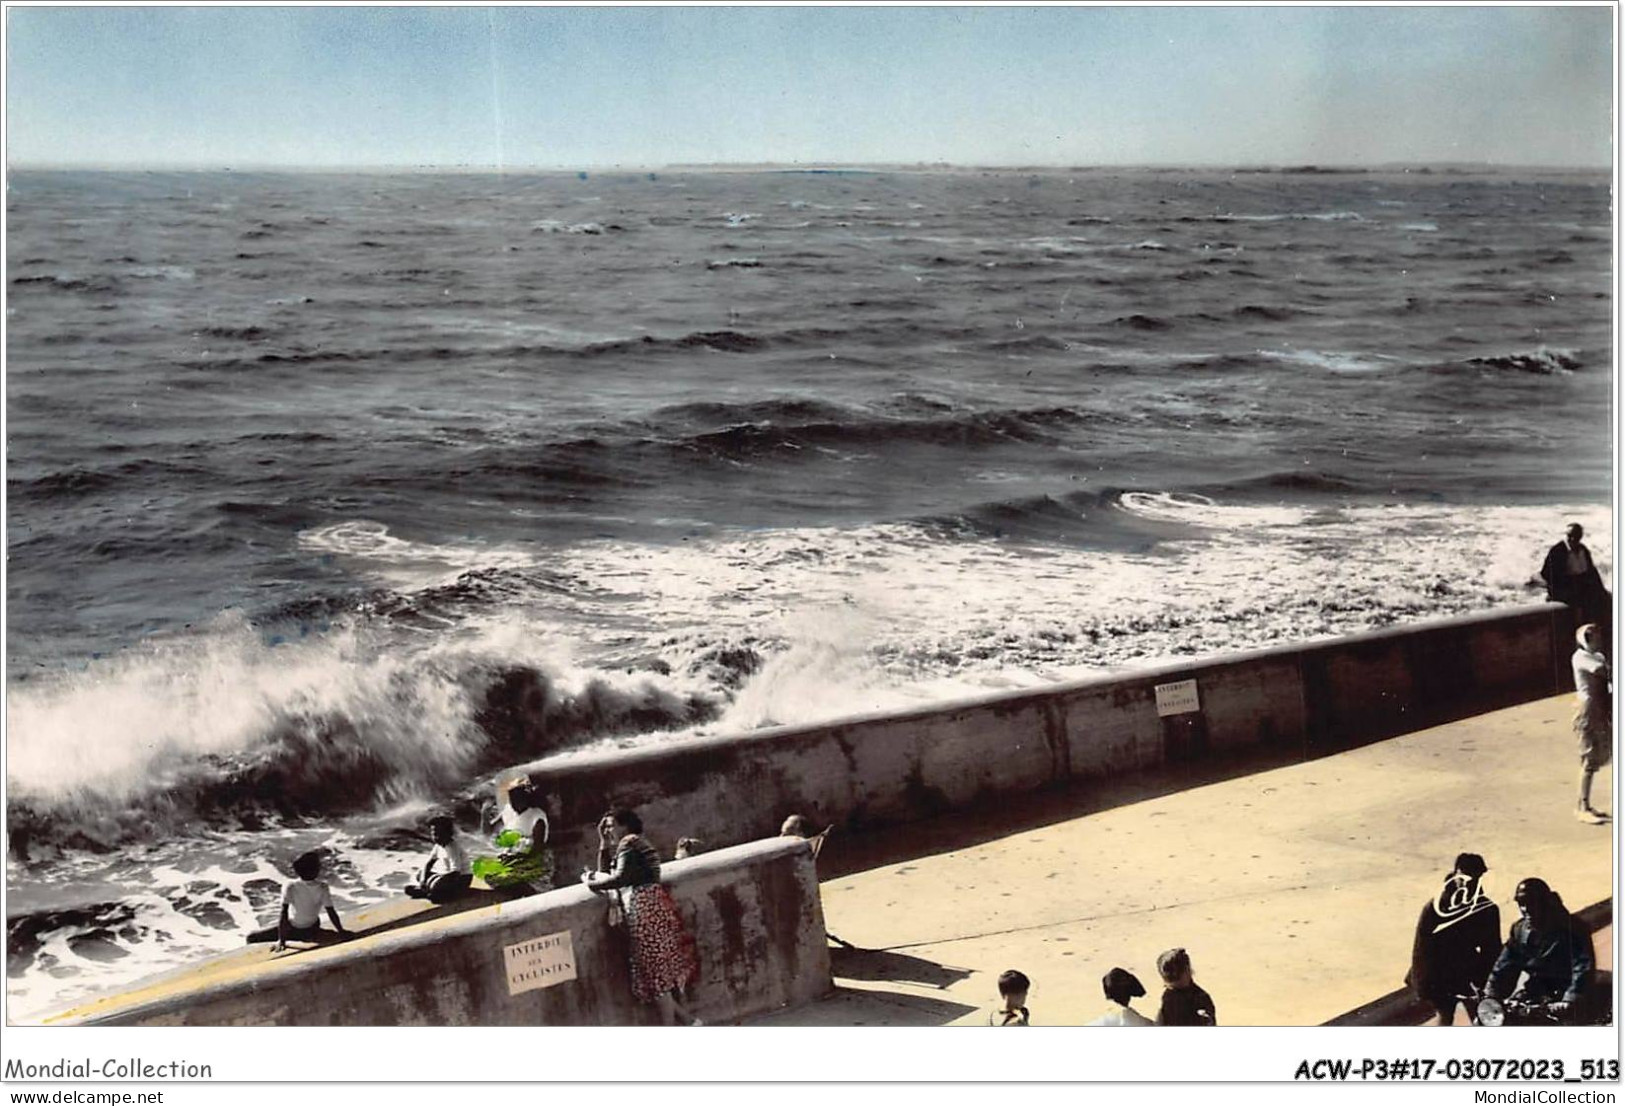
4, 167, 1613, 1020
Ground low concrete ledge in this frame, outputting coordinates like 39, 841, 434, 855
62, 837, 830, 1026
524, 604, 1579, 874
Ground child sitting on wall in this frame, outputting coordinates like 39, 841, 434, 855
405, 815, 473, 903
246, 850, 350, 952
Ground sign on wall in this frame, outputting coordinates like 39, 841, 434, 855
505, 930, 578, 996
1154, 679, 1201, 717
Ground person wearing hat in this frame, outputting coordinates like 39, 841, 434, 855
1086, 967, 1154, 1026
1484, 878, 1597, 1021
471, 773, 554, 893
1405, 853, 1501, 1025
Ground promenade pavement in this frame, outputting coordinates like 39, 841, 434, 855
752, 694, 1615, 1026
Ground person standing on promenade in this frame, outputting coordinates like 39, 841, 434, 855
1405, 852, 1501, 1025
1155, 947, 1217, 1025
1086, 967, 1155, 1026
582, 808, 703, 1025
1572, 624, 1612, 824
1541, 524, 1612, 641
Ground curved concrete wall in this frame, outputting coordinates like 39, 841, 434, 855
528, 604, 1579, 874
71, 838, 830, 1027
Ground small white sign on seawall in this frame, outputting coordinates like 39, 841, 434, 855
505, 930, 578, 996
1154, 678, 1200, 717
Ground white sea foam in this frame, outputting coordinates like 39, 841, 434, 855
128, 265, 196, 281
296, 520, 537, 591
5, 832, 422, 1024
549, 501, 1612, 711
1117, 491, 1314, 529
1259, 348, 1402, 374
1217, 211, 1365, 222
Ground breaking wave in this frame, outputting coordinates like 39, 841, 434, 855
5, 613, 723, 854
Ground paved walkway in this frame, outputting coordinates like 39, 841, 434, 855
752, 694, 1614, 1026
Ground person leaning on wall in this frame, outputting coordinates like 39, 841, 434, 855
1541, 523, 1612, 647
780, 813, 850, 948
581, 807, 704, 1026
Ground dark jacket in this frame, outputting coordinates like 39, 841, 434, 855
1541, 540, 1607, 606
593, 834, 663, 890
1157, 983, 1216, 1026
1485, 913, 1595, 1004
1406, 882, 1501, 1003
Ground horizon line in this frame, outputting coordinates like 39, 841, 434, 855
5, 159, 1612, 175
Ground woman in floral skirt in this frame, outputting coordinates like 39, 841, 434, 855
582, 808, 702, 1025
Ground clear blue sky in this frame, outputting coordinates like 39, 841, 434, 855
5, 5, 1614, 168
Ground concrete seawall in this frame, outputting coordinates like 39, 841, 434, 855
530, 604, 1579, 874
64, 838, 829, 1027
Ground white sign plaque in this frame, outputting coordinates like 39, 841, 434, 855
504, 930, 578, 996
1154, 679, 1200, 717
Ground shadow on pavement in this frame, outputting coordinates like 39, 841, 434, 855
749, 985, 980, 1027
831, 946, 973, 990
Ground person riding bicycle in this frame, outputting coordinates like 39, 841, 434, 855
1482, 878, 1596, 1021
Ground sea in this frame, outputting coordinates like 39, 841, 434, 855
4, 166, 1613, 1021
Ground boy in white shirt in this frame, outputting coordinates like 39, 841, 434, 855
245, 850, 350, 951
406, 815, 473, 903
